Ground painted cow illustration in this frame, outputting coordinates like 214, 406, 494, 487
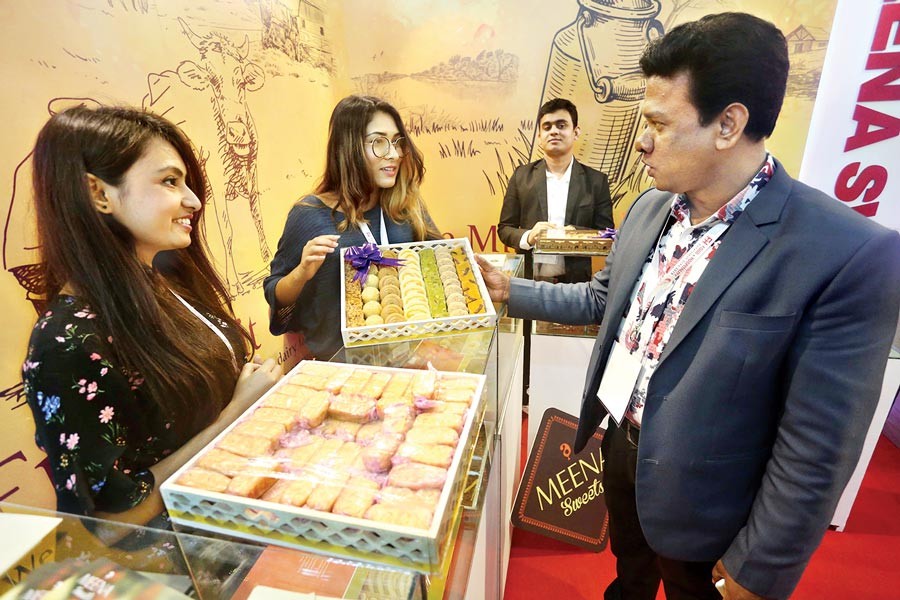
145, 17, 271, 297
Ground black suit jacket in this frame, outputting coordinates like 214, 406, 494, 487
497, 158, 613, 282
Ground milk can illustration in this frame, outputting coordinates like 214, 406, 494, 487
531, 0, 663, 186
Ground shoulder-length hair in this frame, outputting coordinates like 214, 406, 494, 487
315, 95, 439, 240
31, 105, 251, 438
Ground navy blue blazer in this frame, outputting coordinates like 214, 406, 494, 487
508, 161, 900, 598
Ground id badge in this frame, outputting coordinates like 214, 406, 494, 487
596, 340, 643, 425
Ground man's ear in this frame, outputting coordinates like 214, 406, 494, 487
86, 173, 113, 214
715, 103, 749, 150
573, 125, 581, 140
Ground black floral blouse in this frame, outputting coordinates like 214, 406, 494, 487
22, 295, 181, 516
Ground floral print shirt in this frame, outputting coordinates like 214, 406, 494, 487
22, 295, 181, 516
616, 154, 777, 425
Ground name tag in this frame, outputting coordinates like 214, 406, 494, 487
596, 340, 643, 425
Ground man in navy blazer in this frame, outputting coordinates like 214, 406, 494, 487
498, 98, 613, 283
478, 13, 900, 600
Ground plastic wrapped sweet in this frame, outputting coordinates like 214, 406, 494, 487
177, 468, 231, 493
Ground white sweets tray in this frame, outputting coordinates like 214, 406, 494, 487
160, 360, 486, 572
340, 238, 497, 347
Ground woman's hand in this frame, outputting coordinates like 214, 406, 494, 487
274, 234, 339, 308
298, 234, 339, 280
275, 235, 338, 307
225, 357, 282, 418
108, 357, 281, 531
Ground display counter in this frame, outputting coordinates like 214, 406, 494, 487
526, 244, 607, 453
1, 257, 524, 600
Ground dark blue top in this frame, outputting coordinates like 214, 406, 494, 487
264, 196, 428, 359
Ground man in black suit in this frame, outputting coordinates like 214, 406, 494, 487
498, 98, 614, 283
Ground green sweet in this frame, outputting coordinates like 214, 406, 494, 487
419, 248, 449, 318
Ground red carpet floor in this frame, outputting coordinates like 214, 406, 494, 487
504, 415, 900, 599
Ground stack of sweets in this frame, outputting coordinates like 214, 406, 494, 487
417, 248, 449, 318
377, 250, 405, 324
359, 266, 384, 326
174, 362, 482, 532
345, 268, 366, 327
397, 249, 431, 321
433, 246, 468, 317
450, 246, 486, 314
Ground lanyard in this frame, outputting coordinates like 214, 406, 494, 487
632, 220, 730, 330
656, 220, 728, 283
170, 289, 238, 371
358, 207, 390, 245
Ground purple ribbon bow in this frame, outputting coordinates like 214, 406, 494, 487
345, 243, 405, 285
598, 227, 617, 240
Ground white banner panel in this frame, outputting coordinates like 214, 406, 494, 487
800, 0, 900, 232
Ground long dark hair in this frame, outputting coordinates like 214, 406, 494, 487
314, 95, 439, 240
31, 105, 251, 438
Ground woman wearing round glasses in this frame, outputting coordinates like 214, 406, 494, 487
264, 95, 440, 360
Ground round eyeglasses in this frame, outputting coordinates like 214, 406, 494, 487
367, 136, 407, 158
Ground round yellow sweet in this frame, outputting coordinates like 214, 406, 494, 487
365, 314, 384, 326
361, 287, 381, 303
364, 274, 379, 288
362, 301, 382, 317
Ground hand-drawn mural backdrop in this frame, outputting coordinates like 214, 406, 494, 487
0, 0, 836, 506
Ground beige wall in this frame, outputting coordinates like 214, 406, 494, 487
0, 0, 836, 507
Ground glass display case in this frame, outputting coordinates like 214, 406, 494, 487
0, 501, 421, 599
525, 243, 607, 453
530, 242, 608, 338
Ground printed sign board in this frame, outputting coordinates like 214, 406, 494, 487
511, 408, 608, 551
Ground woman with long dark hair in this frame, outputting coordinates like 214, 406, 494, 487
22, 105, 281, 525
264, 95, 440, 359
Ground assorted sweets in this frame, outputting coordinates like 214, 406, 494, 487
175, 361, 482, 531
344, 243, 486, 329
